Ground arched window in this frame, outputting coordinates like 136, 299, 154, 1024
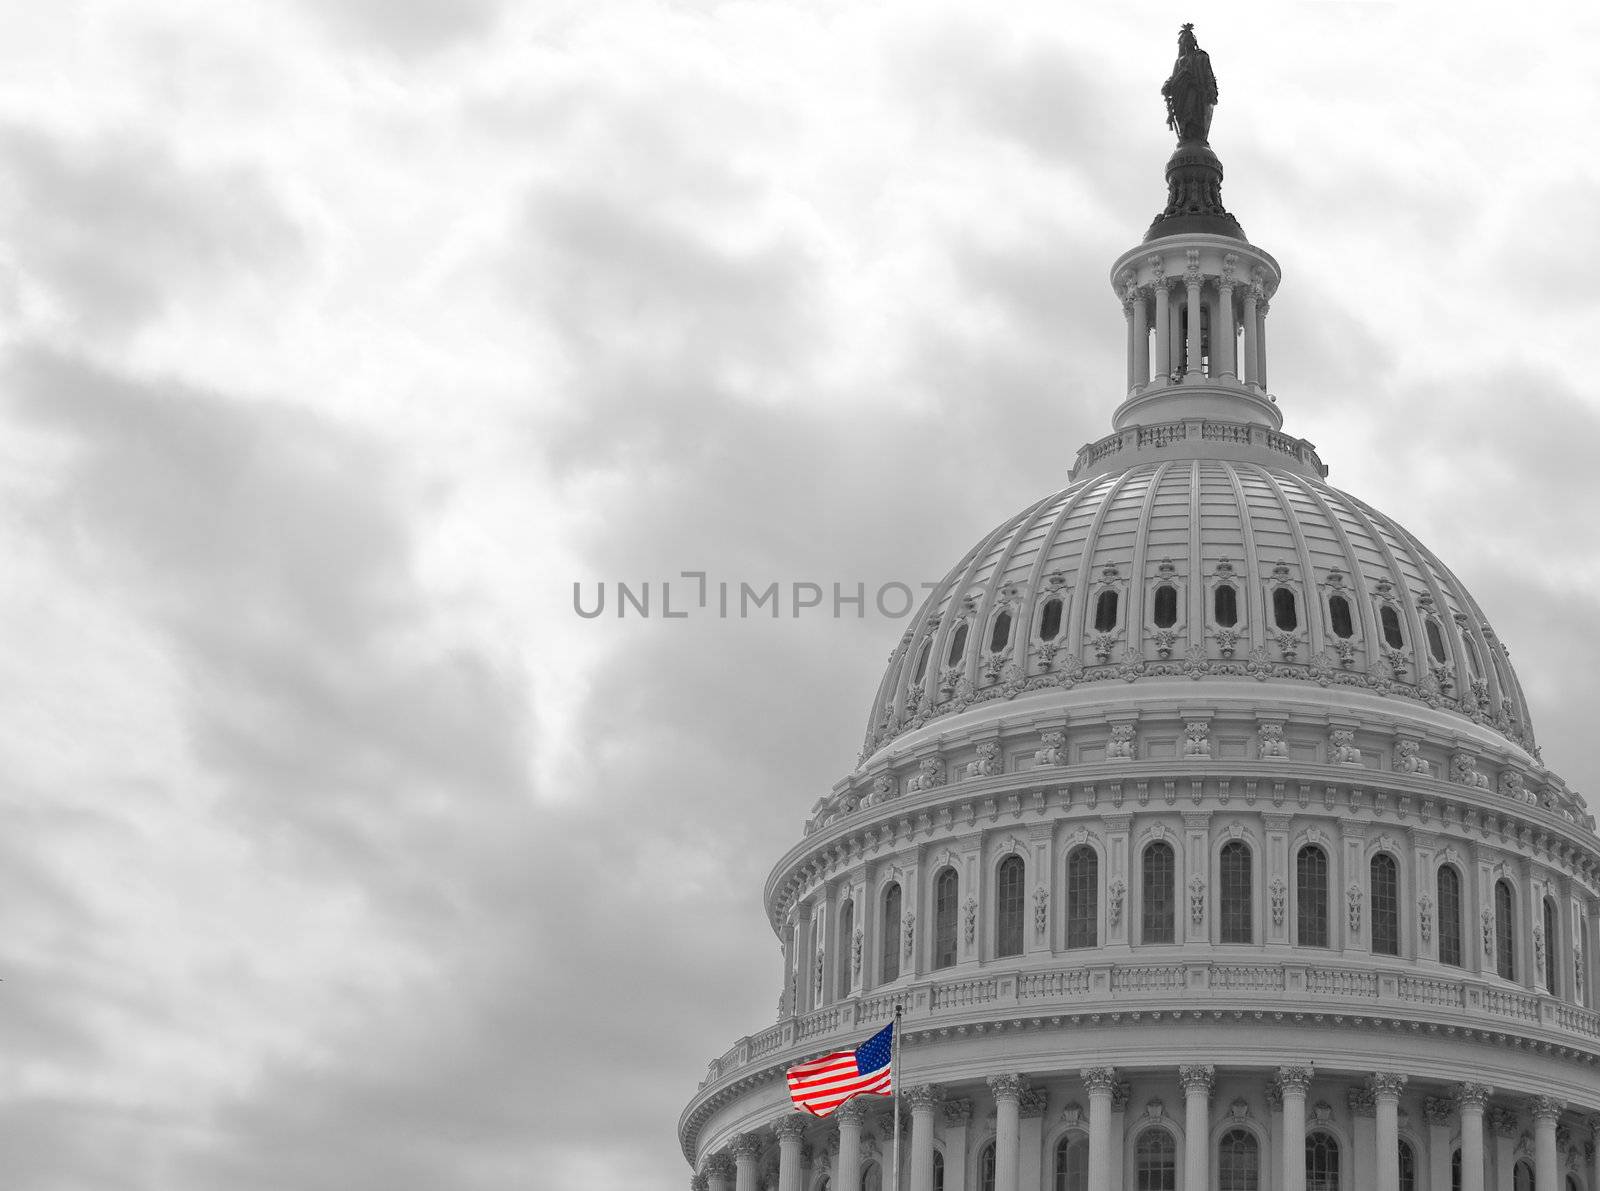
1399, 1139, 1417, 1191
1220, 840, 1253, 944
1054, 1134, 1088, 1191
1142, 842, 1176, 944
912, 638, 931, 684
989, 610, 1013, 653
1463, 635, 1482, 680
1438, 864, 1464, 968
1306, 1132, 1340, 1191
881, 882, 902, 983
946, 624, 969, 667
934, 868, 958, 970
1297, 845, 1329, 948
1329, 593, 1354, 639
932, 1150, 944, 1191
1426, 619, 1448, 663
1371, 853, 1400, 956
1543, 897, 1559, 992
1218, 1128, 1260, 1191
1153, 585, 1178, 628
837, 900, 855, 998
979, 1140, 997, 1191
1381, 604, 1404, 648
1135, 1128, 1176, 1191
1273, 587, 1298, 631
1066, 846, 1099, 950
1094, 590, 1119, 633
996, 855, 1025, 958
1039, 598, 1063, 642
1495, 880, 1516, 980
862, 1162, 882, 1191
1215, 584, 1238, 627
1514, 1161, 1534, 1191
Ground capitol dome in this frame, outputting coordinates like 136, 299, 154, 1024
680, 27, 1600, 1191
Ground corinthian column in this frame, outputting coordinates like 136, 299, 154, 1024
1133, 287, 1151, 389
1216, 266, 1237, 378
775, 1116, 808, 1191
989, 1073, 1024, 1191
732, 1133, 761, 1191
1277, 1064, 1314, 1191
1348, 1086, 1376, 1191
1372, 1073, 1408, 1191
1424, 1097, 1454, 1191
1489, 1107, 1519, 1191
1588, 1115, 1600, 1191
1153, 275, 1172, 381
1180, 1065, 1214, 1191
834, 1099, 867, 1191
706, 1153, 735, 1191
1532, 1097, 1564, 1191
1241, 285, 1260, 388
1456, 1084, 1490, 1191
1082, 1067, 1117, 1191
906, 1085, 942, 1191
1185, 269, 1204, 380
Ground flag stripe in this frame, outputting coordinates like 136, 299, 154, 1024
785, 1022, 894, 1117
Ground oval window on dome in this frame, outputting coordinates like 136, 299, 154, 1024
1426, 619, 1447, 663
1214, 584, 1238, 628
1152, 585, 1178, 628
989, 610, 1012, 653
1462, 635, 1482, 680
1273, 587, 1298, 632
1380, 605, 1404, 649
912, 638, 931, 684
946, 623, 969, 667
1094, 590, 1119, 633
1328, 594, 1354, 639
1038, 598, 1063, 642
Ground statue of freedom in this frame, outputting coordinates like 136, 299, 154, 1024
1161, 23, 1218, 144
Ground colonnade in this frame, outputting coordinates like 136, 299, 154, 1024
1121, 275, 1269, 394
697, 1067, 1600, 1191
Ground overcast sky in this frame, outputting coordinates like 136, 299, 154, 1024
2, 2, 1599, 1188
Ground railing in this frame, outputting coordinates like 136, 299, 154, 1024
1072, 420, 1326, 477
699, 960, 1599, 1097
1211, 964, 1286, 992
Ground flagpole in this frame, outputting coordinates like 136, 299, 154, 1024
891, 1002, 903, 1191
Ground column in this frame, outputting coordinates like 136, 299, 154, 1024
1153, 278, 1172, 382
1266, 1080, 1285, 1190
1170, 285, 1184, 378
1110, 1081, 1130, 1191
776, 1116, 808, 1191
1256, 299, 1270, 391
1349, 1086, 1377, 1191
1216, 277, 1236, 378
1124, 291, 1137, 393
1241, 286, 1259, 388
1185, 273, 1204, 379
1019, 1089, 1049, 1191
1373, 1074, 1408, 1191
941, 1098, 972, 1191
1424, 1097, 1454, 1191
835, 1099, 867, 1191
1489, 1107, 1519, 1191
1133, 288, 1151, 389
1277, 1064, 1314, 1191
692, 1176, 708, 1191
1532, 1097, 1563, 1191
1180, 1065, 1214, 1191
1458, 1084, 1490, 1191
707, 1153, 735, 1191
1589, 1115, 1600, 1191
1083, 1067, 1118, 1191
906, 1085, 941, 1191
732, 1134, 761, 1191
989, 1074, 1024, 1191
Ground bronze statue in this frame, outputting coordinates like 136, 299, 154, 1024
1161, 23, 1217, 143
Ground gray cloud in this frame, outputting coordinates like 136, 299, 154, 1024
299, 0, 504, 56
0, 127, 301, 335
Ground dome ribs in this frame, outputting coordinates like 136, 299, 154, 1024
1253, 466, 1328, 665
1124, 461, 1180, 657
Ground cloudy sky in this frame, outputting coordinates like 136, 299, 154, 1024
2, 2, 1598, 1188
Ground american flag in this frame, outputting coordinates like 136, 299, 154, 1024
785, 1022, 894, 1117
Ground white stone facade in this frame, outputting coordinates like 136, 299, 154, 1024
678, 50, 1600, 1191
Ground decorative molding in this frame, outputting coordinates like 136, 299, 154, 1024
988, 1073, 1025, 1103
1369, 1072, 1407, 1101
1276, 1065, 1314, 1095
1081, 1067, 1118, 1096
1270, 875, 1287, 927
1179, 1065, 1215, 1096
1347, 883, 1363, 933
1423, 1097, 1455, 1127
1347, 1086, 1376, 1118
1190, 874, 1207, 926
